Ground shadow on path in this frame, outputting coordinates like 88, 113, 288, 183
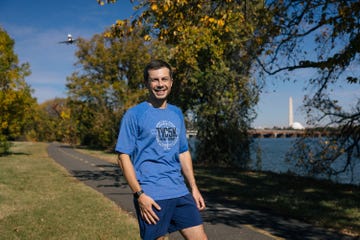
48, 143, 357, 240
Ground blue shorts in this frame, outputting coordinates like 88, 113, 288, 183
134, 193, 203, 240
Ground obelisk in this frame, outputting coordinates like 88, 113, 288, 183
289, 97, 294, 127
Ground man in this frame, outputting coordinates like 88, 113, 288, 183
115, 60, 207, 240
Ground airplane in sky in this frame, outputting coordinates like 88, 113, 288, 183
59, 34, 78, 44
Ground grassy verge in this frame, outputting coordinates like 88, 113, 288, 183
0, 142, 139, 240
195, 167, 360, 237
78, 146, 360, 237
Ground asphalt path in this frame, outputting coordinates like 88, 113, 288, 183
47, 142, 356, 240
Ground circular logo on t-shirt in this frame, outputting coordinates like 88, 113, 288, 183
155, 120, 178, 150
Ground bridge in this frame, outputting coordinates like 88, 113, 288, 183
248, 129, 306, 138
187, 129, 328, 138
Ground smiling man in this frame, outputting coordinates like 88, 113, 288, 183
115, 59, 207, 240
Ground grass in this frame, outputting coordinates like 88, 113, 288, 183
0, 142, 139, 240
78, 146, 360, 238
3, 142, 358, 238
195, 167, 360, 237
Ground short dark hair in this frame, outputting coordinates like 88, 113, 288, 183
144, 59, 173, 82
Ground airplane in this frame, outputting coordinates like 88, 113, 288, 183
59, 34, 78, 44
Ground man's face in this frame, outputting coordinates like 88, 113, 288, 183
146, 67, 173, 101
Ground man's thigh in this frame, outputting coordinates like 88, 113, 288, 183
168, 194, 203, 233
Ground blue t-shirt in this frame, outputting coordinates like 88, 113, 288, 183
115, 101, 190, 200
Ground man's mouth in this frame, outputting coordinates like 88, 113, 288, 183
155, 90, 166, 96
154, 87, 167, 94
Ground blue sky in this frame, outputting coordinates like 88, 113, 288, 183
1, 0, 358, 128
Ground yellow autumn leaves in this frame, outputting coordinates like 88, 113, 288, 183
200, 15, 226, 28
97, 0, 116, 6
104, 0, 246, 44
103, 19, 135, 39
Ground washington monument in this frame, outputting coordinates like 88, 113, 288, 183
289, 96, 305, 129
289, 97, 294, 127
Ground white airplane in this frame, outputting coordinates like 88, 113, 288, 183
59, 34, 78, 44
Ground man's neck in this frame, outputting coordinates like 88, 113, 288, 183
147, 99, 167, 109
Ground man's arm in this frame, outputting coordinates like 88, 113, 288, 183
179, 150, 206, 210
117, 153, 161, 224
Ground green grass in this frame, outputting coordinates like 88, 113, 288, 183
195, 167, 360, 237
79, 146, 360, 237
0, 142, 139, 240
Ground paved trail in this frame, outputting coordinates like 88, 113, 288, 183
47, 142, 355, 240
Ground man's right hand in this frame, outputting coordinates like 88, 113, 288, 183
138, 194, 161, 224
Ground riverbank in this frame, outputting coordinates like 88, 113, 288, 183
195, 166, 360, 237
77, 147, 360, 237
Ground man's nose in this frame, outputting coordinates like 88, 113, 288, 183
157, 80, 165, 87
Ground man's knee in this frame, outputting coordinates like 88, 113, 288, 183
180, 225, 207, 240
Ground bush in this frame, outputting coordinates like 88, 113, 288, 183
0, 136, 12, 156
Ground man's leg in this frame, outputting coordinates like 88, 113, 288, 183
134, 198, 176, 240
180, 224, 207, 240
169, 194, 207, 240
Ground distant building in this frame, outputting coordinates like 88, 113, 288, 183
292, 122, 305, 130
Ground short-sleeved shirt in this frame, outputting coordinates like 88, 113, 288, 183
115, 101, 189, 200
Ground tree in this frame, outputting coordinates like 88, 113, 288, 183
96, 0, 360, 175
66, 24, 150, 149
0, 27, 36, 154
103, 0, 273, 167
256, 0, 360, 180
28, 98, 77, 144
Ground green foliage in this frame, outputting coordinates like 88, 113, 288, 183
66, 27, 150, 149
0, 135, 12, 155
192, 65, 256, 166
97, 0, 359, 170
106, 0, 271, 166
28, 98, 78, 144
0, 27, 36, 145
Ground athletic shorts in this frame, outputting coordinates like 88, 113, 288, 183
134, 193, 203, 240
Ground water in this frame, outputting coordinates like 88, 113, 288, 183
189, 137, 360, 186
249, 138, 360, 186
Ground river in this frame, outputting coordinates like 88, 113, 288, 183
189, 137, 360, 186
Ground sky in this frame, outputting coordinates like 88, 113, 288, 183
1, 0, 359, 129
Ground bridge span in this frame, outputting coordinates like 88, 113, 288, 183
248, 129, 306, 138
187, 129, 327, 138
